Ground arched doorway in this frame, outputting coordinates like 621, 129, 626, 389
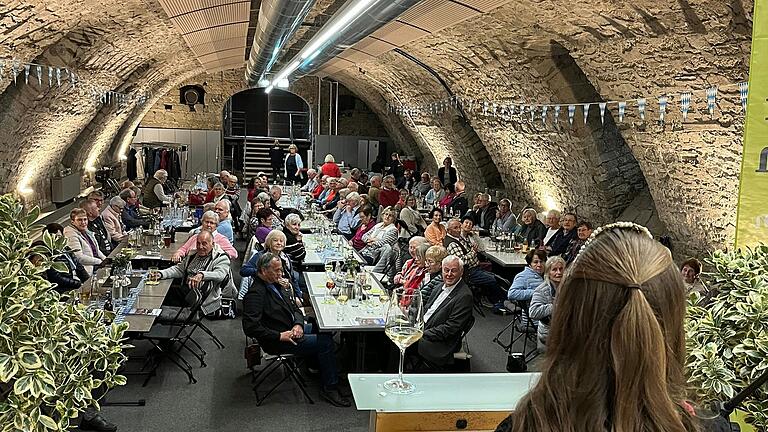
221, 88, 312, 181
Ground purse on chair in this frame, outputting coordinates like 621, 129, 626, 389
506, 353, 527, 373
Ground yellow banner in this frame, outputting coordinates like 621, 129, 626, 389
735, 0, 768, 248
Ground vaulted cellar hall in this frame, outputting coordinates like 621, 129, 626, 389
1, 0, 766, 431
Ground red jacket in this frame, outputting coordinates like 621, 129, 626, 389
320, 162, 341, 179
379, 188, 400, 208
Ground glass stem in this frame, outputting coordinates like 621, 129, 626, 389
398, 348, 405, 385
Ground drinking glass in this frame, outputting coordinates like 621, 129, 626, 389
324, 278, 337, 304
146, 267, 160, 285
384, 288, 424, 394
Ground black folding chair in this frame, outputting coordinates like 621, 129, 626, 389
250, 348, 315, 406
493, 300, 539, 371
139, 288, 205, 384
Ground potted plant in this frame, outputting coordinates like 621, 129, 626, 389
0, 195, 129, 431
685, 245, 768, 430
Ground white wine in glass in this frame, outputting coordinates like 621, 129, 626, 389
384, 288, 423, 394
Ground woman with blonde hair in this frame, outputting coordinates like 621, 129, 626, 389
497, 222, 713, 432
284, 143, 303, 184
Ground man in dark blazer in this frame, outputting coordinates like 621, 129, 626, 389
242, 253, 350, 407
418, 254, 474, 367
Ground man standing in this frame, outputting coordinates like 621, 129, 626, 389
418, 255, 474, 367
156, 231, 230, 316
242, 253, 351, 407
119, 188, 151, 229
469, 193, 497, 231
81, 199, 112, 256
142, 169, 173, 208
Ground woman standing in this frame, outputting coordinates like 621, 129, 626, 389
320, 154, 342, 178
437, 157, 458, 189
497, 223, 715, 432
284, 143, 304, 185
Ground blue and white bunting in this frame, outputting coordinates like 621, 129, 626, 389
0, 60, 4, 80
739, 81, 748, 112
554, 105, 561, 128
618, 101, 626, 123
658, 96, 668, 125
583, 103, 590, 125
11, 60, 19, 85
24, 64, 30, 85
680, 92, 691, 121
35, 65, 42, 86
706, 86, 717, 115
55, 68, 61, 87
529, 105, 535, 122
48, 66, 53, 87
568, 104, 575, 127
541, 105, 548, 125
637, 98, 646, 121
599, 102, 607, 125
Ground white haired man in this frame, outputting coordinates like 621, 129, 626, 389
302, 168, 319, 193
332, 192, 362, 240
142, 169, 173, 208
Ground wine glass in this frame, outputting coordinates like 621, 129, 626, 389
384, 288, 424, 394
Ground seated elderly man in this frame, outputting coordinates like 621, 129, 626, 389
468, 193, 497, 232
242, 253, 351, 407
173, 211, 238, 261
213, 199, 235, 244
101, 196, 128, 243
301, 168, 319, 193
332, 192, 361, 240
413, 255, 473, 369
81, 199, 113, 256
155, 230, 231, 316
119, 188, 151, 229
443, 218, 500, 307
413, 172, 432, 198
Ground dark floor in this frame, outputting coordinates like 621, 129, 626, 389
98, 239, 538, 432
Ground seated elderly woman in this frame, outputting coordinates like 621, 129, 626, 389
247, 197, 266, 237
206, 182, 228, 204
438, 183, 456, 209
399, 195, 427, 239
282, 213, 306, 268
173, 210, 238, 261
519, 208, 547, 248
239, 230, 303, 305
360, 207, 399, 273
419, 245, 448, 301
350, 205, 376, 251
507, 249, 547, 327
529, 255, 565, 351
424, 178, 445, 208
253, 208, 275, 244
394, 240, 430, 303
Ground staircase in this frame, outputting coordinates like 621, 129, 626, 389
243, 139, 310, 181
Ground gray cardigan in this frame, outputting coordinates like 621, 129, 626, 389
160, 249, 231, 315
529, 280, 555, 350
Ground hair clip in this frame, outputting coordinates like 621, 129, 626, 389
573, 221, 654, 264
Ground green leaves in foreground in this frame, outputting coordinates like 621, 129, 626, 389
0, 194, 128, 431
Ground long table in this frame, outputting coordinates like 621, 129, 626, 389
478, 238, 527, 268
89, 269, 173, 333
303, 272, 388, 332
302, 233, 366, 267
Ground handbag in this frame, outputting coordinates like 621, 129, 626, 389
244, 337, 262, 369
506, 353, 527, 373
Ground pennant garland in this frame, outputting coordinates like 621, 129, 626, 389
599, 102, 607, 125
0, 57, 150, 107
739, 81, 748, 112
387, 81, 751, 131
658, 96, 668, 125
706, 86, 717, 116
680, 92, 691, 121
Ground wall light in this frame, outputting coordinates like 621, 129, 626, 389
17, 184, 33, 196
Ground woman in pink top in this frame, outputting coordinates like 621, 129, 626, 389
172, 211, 238, 261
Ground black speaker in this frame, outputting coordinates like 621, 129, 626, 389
179, 85, 205, 108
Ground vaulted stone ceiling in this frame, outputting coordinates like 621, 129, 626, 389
0, 0, 754, 256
